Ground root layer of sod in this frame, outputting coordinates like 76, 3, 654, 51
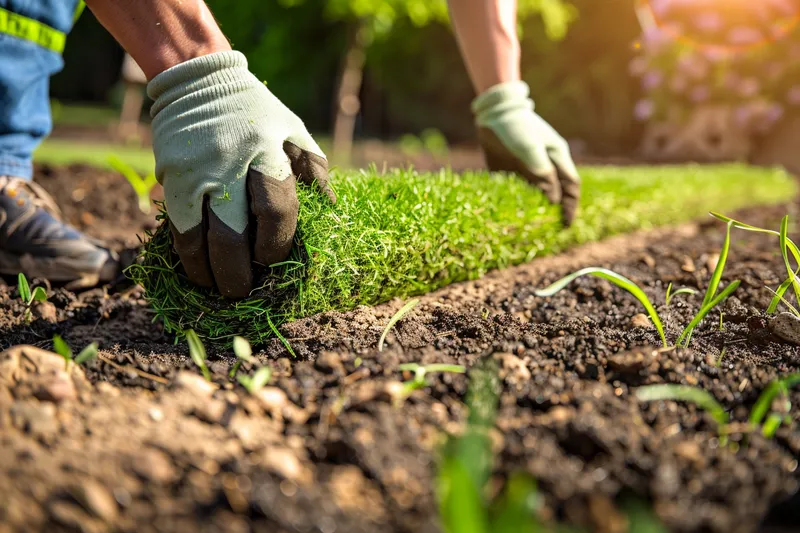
130, 164, 796, 345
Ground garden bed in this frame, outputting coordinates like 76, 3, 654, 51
0, 164, 798, 533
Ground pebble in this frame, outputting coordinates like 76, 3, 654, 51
130, 448, 177, 484
193, 399, 227, 424
31, 301, 57, 322
173, 371, 218, 397
70, 479, 118, 522
607, 349, 652, 374
769, 312, 800, 345
630, 314, 651, 329
315, 351, 345, 376
34, 371, 76, 403
10, 401, 58, 440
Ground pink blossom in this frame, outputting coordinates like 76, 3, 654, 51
786, 86, 800, 105
738, 78, 760, 99
641, 71, 664, 91
689, 86, 710, 103
693, 12, 723, 32
634, 99, 655, 121
728, 26, 763, 46
628, 57, 648, 77
677, 54, 708, 80
701, 46, 729, 63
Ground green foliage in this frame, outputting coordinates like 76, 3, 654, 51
665, 282, 697, 306
749, 373, 800, 438
130, 165, 795, 346
676, 280, 740, 348
709, 212, 800, 317
636, 384, 730, 429
238, 366, 273, 394
185, 329, 211, 381
52, 334, 98, 369
535, 267, 667, 347
108, 155, 158, 214
379, 299, 420, 352
397, 362, 466, 395
18, 273, 48, 323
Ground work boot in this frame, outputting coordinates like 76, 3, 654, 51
0, 176, 119, 288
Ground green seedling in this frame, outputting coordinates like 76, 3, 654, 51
397, 362, 466, 395
749, 373, 800, 438
537, 218, 741, 348
108, 154, 158, 214
665, 282, 696, 306
710, 212, 800, 316
52, 334, 98, 370
185, 329, 211, 381
17, 272, 48, 322
237, 366, 273, 394
535, 267, 667, 347
228, 335, 253, 378
379, 299, 420, 352
636, 384, 730, 443
714, 347, 727, 368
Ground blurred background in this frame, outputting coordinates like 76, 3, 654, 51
38, 0, 800, 174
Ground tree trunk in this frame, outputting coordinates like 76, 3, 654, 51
332, 21, 369, 165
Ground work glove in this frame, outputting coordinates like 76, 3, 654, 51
148, 51, 335, 299
472, 81, 580, 226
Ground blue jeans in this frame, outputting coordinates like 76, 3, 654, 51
0, 0, 80, 180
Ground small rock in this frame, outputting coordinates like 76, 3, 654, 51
255, 387, 288, 420
130, 448, 177, 484
261, 446, 312, 486
315, 351, 345, 376
31, 301, 57, 322
48, 500, 93, 531
641, 254, 656, 269
70, 479, 118, 522
681, 256, 696, 273
193, 399, 227, 424
608, 349, 652, 374
705, 253, 720, 273
630, 314, 652, 329
173, 371, 217, 397
674, 441, 702, 464
148, 407, 164, 422
769, 312, 800, 345
34, 370, 76, 403
10, 401, 58, 440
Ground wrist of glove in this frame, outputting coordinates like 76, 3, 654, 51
472, 81, 580, 226
148, 51, 334, 299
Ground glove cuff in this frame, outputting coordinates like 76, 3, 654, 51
471, 81, 534, 124
147, 51, 251, 117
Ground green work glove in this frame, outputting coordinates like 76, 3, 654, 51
148, 51, 335, 299
472, 81, 580, 226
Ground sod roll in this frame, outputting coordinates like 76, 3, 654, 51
130, 164, 796, 345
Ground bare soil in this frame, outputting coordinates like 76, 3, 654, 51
0, 164, 798, 533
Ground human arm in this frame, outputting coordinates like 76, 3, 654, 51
84, 0, 334, 298
447, 0, 581, 225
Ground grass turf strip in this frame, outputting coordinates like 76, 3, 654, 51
129, 164, 796, 346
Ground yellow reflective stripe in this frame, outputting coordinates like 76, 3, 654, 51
0, 6, 67, 53
73, 0, 86, 25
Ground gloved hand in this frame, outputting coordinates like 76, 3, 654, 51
472, 81, 580, 226
148, 51, 335, 299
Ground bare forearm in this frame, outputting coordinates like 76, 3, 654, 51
447, 0, 520, 94
85, 0, 231, 80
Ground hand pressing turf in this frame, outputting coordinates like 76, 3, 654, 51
148, 51, 335, 299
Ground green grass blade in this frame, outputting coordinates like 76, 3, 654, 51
779, 216, 800, 308
74, 343, 99, 365
749, 373, 800, 426
185, 329, 211, 381
636, 384, 729, 427
233, 336, 253, 362
490, 473, 541, 533
378, 299, 420, 352
437, 454, 489, 533
702, 220, 733, 307
108, 154, 155, 214
667, 287, 697, 306
17, 273, 30, 303
52, 334, 72, 359
535, 267, 667, 347
762, 413, 785, 438
765, 286, 800, 317
678, 280, 740, 347
767, 274, 797, 314
266, 313, 296, 357
31, 286, 48, 302
622, 500, 668, 533
249, 366, 273, 391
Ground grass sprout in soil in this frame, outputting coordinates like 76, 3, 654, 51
131, 164, 795, 345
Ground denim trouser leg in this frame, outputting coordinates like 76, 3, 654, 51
0, 0, 82, 180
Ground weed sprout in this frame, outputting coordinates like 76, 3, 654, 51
52, 334, 98, 370
185, 329, 211, 381
397, 362, 466, 395
17, 273, 47, 322
379, 299, 420, 352
108, 155, 158, 214
665, 282, 697, 306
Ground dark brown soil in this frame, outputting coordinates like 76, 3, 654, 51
0, 164, 798, 533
